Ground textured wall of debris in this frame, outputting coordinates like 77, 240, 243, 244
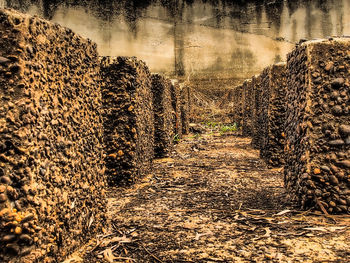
242, 79, 254, 137
232, 85, 243, 130
100, 56, 154, 185
260, 63, 287, 167
170, 82, 182, 140
285, 39, 350, 213
0, 9, 106, 262
180, 85, 190, 135
251, 75, 261, 149
252, 68, 269, 149
151, 74, 174, 157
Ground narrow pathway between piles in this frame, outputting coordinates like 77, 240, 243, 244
75, 131, 349, 263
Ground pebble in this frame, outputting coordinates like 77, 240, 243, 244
0, 193, 7, 202
332, 105, 342, 115
337, 160, 350, 168
328, 139, 344, 146
19, 234, 33, 243
0, 56, 10, 64
14, 226, 22, 235
21, 213, 34, 223
0, 176, 12, 185
330, 91, 339, 99
320, 165, 330, 172
313, 168, 321, 175
324, 62, 333, 71
331, 78, 345, 88
329, 175, 339, 184
339, 124, 350, 136
2, 234, 16, 243
345, 137, 350, 145
0, 184, 6, 193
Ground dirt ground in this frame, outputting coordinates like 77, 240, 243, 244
65, 131, 350, 263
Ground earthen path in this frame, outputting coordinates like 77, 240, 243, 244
67, 131, 350, 263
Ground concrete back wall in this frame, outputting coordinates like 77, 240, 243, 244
4, 0, 350, 80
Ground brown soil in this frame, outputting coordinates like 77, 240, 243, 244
65, 131, 350, 263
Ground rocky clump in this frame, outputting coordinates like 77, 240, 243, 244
170, 82, 182, 141
100, 56, 154, 185
232, 84, 243, 131
180, 85, 191, 135
151, 74, 174, 157
251, 75, 262, 149
253, 68, 270, 149
242, 79, 254, 137
259, 63, 287, 167
0, 9, 106, 262
285, 38, 350, 213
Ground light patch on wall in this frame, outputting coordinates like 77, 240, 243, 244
183, 23, 293, 78
49, 5, 174, 73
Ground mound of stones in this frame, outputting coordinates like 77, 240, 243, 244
151, 74, 174, 157
259, 63, 287, 167
0, 9, 106, 262
180, 85, 191, 135
285, 38, 350, 213
242, 79, 254, 137
170, 81, 182, 140
232, 84, 243, 129
100, 56, 154, 185
251, 75, 261, 149
232, 37, 350, 214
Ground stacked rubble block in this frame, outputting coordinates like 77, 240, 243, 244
232, 85, 243, 130
170, 82, 182, 140
255, 67, 270, 155
285, 38, 350, 213
180, 85, 191, 135
219, 89, 235, 122
100, 56, 154, 185
260, 63, 287, 167
0, 9, 106, 262
151, 74, 174, 157
251, 75, 262, 149
242, 79, 254, 137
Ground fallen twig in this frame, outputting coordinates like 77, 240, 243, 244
315, 197, 337, 224
139, 242, 164, 263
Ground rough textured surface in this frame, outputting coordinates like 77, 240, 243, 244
0, 9, 106, 262
101, 56, 154, 185
285, 38, 350, 213
151, 74, 174, 157
254, 67, 270, 155
251, 75, 261, 149
180, 85, 190, 135
260, 63, 287, 167
242, 79, 254, 137
232, 84, 243, 131
170, 82, 182, 140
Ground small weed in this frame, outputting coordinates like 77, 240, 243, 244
203, 121, 218, 129
173, 134, 181, 143
219, 123, 237, 134
190, 133, 201, 140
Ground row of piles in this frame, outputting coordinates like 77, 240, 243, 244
0, 9, 191, 263
232, 38, 350, 215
